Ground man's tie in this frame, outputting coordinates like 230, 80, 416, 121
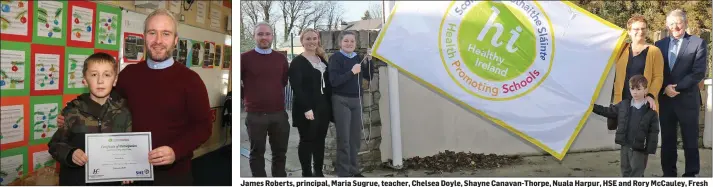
669, 39, 679, 70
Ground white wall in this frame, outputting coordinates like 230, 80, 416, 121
379, 65, 626, 161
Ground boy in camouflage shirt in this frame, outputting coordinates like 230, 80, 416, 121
48, 53, 132, 185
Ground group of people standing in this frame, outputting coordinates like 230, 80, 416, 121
241, 22, 374, 177
242, 8, 708, 178
603, 9, 707, 177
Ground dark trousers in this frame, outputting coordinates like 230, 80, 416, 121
332, 95, 363, 177
296, 98, 331, 177
659, 100, 700, 177
245, 111, 290, 177
620, 145, 649, 177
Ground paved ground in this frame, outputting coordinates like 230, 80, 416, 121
239, 111, 712, 177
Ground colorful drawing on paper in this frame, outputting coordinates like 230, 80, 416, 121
0, 50, 26, 90
0, 105, 24, 145
32, 103, 57, 140
213, 45, 222, 68
36, 1, 62, 39
0, 1, 30, 36
0, 154, 23, 185
31, 150, 54, 170
97, 12, 117, 45
70, 5, 92, 42
33, 54, 59, 91
66, 54, 87, 88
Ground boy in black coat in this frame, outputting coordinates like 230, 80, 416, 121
592, 75, 660, 177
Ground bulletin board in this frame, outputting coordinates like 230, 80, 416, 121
1, 2, 230, 184
1, 1, 97, 184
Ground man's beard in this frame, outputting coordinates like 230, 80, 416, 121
148, 47, 174, 62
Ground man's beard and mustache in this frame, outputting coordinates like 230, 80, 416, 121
148, 43, 174, 62
257, 39, 272, 49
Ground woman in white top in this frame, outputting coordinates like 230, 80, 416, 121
288, 28, 333, 177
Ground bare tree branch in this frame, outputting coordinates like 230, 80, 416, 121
280, 0, 309, 42
324, 1, 344, 30
369, 3, 383, 19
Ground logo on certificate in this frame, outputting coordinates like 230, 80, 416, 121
93, 169, 100, 174
136, 169, 150, 176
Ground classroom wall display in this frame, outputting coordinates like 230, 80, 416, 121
29, 95, 61, 146
0, 1, 33, 42
1, 0, 123, 177
213, 44, 222, 68
122, 32, 144, 63
203, 41, 214, 68
222, 45, 231, 70
30, 44, 64, 96
177, 38, 190, 66
0, 147, 28, 185
64, 47, 92, 94
27, 144, 57, 173
66, 1, 95, 48
94, 4, 121, 51
0, 41, 31, 96
32, 1, 67, 46
0, 96, 30, 151
190, 40, 202, 67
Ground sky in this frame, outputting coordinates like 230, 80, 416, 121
341, 1, 383, 22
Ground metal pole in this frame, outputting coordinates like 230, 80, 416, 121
290, 32, 294, 59
383, 0, 402, 169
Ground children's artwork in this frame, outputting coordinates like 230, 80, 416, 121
123, 33, 145, 63
30, 149, 54, 171
30, 44, 63, 95
213, 45, 222, 68
0, 41, 30, 96
33, 54, 60, 91
0, 97, 29, 151
33, 1, 66, 46
29, 96, 60, 145
94, 4, 121, 50
67, 1, 95, 48
171, 40, 179, 63
0, 147, 28, 186
191, 41, 202, 67
178, 38, 190, 66
64, 47, 92, 94
0, 105, 24, 146
222, 45, 231, 69
0, 0, 32, 42
203, 42, 214, 68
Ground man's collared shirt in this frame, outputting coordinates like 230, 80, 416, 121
255, 47, 273, 55
147, 57, 175, 70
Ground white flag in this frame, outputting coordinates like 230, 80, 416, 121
372, 1, 627, 160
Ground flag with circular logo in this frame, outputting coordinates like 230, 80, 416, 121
372, 1, 627, 160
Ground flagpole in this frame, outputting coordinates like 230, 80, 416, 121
383, 0, 403, 169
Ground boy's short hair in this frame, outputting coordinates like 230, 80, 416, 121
83, 53, 117, 75
629, 75, 648, 89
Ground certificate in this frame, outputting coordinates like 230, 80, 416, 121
85, 132, 154, 183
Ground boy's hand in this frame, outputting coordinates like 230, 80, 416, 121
122, 181, 134, 185
305, 110, 314, 120
149, 146, 175, 166
57, 115, 65, 128
72, 149, 88, 166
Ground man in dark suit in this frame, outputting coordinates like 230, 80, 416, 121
654, 9, 708, 177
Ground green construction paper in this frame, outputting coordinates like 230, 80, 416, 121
32, 1, 67, 46
29, 95, 62, 146
94, 4, 121, 51
190, 40, 202, 67
0, 41, 31, 96
64, 47, 92, 94
0, 146, 29, 185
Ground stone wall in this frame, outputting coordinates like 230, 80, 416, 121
319, 30, 387, 173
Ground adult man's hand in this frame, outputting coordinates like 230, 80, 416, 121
149, 146, 176, 166
665, 84, 680, 97
57, 115, 66, 128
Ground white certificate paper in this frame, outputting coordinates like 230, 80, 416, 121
85, 132, 153, 183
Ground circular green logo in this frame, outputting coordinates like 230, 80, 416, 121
108, 138, 112, 142
458, 2, 536, 82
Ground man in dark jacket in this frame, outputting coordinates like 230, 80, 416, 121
593, 75, 660, 177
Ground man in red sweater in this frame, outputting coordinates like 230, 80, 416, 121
58, 9, 211, 185
241, 22, 290, 177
